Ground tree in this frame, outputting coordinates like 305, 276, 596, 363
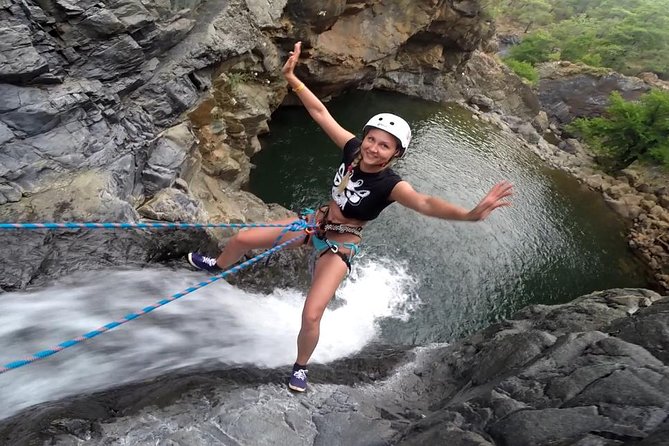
493, 0, 553, 31
491, 0, 669, 78
569, 90, 669, 172
507, 30, 556, 64
514, 0, 554, 32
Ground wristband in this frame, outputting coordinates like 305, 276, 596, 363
292, 83, 306, 93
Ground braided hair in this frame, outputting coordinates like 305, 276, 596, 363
337, 133, 402, 193
337, 150, 362, 193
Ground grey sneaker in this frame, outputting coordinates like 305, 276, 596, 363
187, 252, 221, 273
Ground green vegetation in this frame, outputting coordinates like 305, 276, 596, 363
502, 30, 555, 82
485, 1, 669, 172
226, 71, 253, 90
488, 0, 669, 78
504, 58, 539, 84
507, 31, 556, 65
568, 90, 669, 171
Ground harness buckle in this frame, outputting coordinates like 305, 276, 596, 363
324, 238, 339, 253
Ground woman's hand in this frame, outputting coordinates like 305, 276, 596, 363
282, 41, 302, 81
469, 181, 514, 221
279, 40, 355, 148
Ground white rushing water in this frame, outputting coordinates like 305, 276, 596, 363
0, 256, 418, 420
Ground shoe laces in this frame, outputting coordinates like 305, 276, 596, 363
293, 369, 307, 381
202, 256, 217, 266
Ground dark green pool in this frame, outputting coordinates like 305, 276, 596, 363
250, 90, 651, 344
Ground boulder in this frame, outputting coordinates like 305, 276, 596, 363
531, 110, 549, 133
516, 122, 541, 144
537, 61, 650, 125
141, 124, 195, 196
137, 187, 208, 222
558, 138, 583, 154
469, 93, 495, 111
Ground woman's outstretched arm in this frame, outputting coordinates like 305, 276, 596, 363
390, 180, 513, 221
282, 41, 355, 150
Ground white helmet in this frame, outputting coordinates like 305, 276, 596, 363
362, 113, 411, 158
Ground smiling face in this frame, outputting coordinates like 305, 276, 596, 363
360, 128, 400, 167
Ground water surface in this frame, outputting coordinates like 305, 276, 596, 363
251, 90, 651, 343
0, 90, 651, 421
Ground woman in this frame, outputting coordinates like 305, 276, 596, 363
188, 42, 513, 392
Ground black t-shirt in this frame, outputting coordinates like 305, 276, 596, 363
330, 137, 402, 221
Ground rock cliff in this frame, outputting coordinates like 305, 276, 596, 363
0, 0, 537, 291
521, 61, 669, 291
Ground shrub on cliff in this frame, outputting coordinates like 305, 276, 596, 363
568, 89, 669, 172
503, 58, 539, 84
507, 31, 557, 65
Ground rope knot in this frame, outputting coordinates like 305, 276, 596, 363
287, 218, 309, 232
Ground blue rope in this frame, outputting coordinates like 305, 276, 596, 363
266, 208, 314, 266
0, 232, 308, 375
0, 221, 316, 230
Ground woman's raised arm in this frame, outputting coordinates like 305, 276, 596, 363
282, 42, 355, 150
390, 180, 513, 221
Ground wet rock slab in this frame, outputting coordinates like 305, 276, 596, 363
1, 289, 667, 445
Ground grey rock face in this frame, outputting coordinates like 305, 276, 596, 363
285, 0, 346, 33
0, 289, 667, 445
0, 82, 90, 136
0, 181, 22, 204
489, 406, 610, 446
108, 0, 155, 31
607, 298, 669, 363
0, 24, 49, 82
138, 187, 208, 222
79, 7, 126, 36
141, 137, 190, 195
246, 0, 288, 28
76, 34, 146, 81
393, 290, 669, 446
537, 64, 651, 125
0, 121, 14, 144
0, 0, 283, 289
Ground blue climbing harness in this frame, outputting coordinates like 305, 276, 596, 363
300, 206, 361, 271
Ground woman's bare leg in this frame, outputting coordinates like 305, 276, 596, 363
215, 215, 303, 269
295, 252, 349, 365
